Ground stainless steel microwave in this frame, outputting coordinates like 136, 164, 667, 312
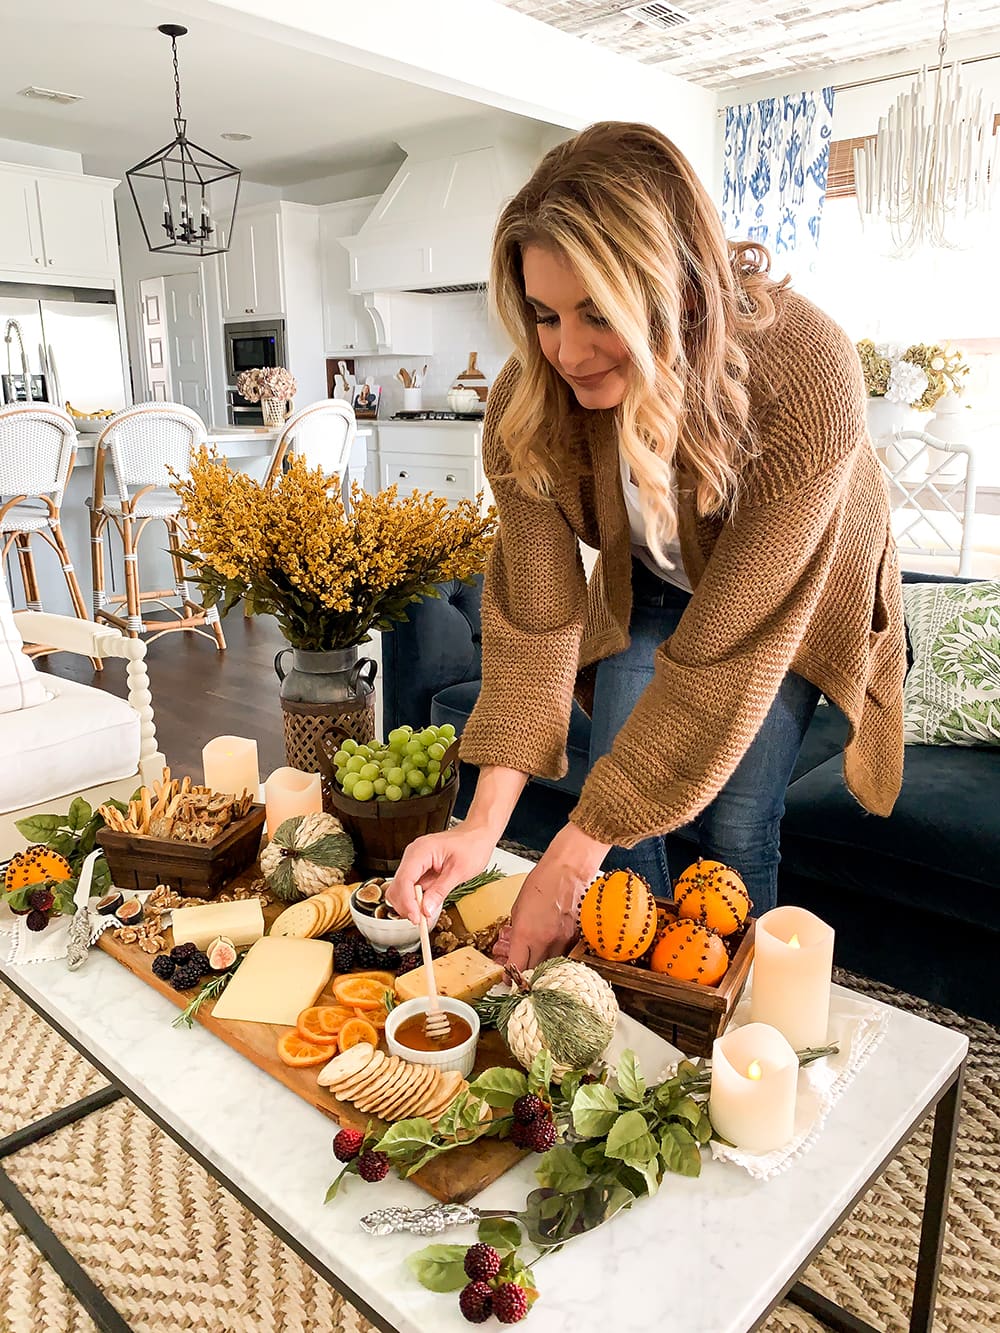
225, 319, 286, 424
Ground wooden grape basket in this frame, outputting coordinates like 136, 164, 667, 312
569, 901, 755, 1057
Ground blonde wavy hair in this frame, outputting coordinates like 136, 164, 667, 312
491, 121, 784, 562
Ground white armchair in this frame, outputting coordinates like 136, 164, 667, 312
0, 594, 166, 858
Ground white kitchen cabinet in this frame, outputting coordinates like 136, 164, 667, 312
320, 198, 378, 355
374, 423, 482, 502
0, 163, 119, 282
219, 207, 284, 319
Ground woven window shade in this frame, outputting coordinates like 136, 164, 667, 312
829, 116, 999, 200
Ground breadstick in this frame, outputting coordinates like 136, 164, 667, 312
141, 787, 152, 832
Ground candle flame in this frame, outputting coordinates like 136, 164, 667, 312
787, 933, 801, 948
747, 1060, 763, 1080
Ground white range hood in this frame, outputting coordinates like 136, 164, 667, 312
346, 123, 544, 295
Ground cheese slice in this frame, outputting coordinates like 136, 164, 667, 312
210, 937, 333, 1026
453, 874, 528, 936
171, 899, 264, 953
394, 945, 504, 1004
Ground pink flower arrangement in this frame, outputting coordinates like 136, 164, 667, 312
235, 366, 297, 402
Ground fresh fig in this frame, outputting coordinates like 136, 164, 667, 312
207, 936, 237, 971
352, 879, 384, 914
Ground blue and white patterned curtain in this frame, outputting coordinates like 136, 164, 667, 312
721, 88, 835, 259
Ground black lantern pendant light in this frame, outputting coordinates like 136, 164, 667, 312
126, 24, 241, 256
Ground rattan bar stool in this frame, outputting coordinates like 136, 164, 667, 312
263, 398, 357, 490
88, 402, 226, 650
0, 403, 99, 667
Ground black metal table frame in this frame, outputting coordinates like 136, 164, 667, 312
0, 969, 966, 1333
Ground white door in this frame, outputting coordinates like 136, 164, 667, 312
165, 272, 210, 415
35, 177, 116, 279
0, 168, 43, 274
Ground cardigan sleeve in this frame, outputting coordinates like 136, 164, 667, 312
458, 362, 588, 781
569, 388, 866, 848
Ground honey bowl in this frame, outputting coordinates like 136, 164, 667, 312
384, 997, 480, 1077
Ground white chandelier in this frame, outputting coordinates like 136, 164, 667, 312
853, 0, 999, 253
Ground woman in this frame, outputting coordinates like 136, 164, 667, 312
387, 121, 905, 971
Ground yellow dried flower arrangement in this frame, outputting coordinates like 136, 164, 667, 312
172, 449, 496, 651
856, 339, 969, 411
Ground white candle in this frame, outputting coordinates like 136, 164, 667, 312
709, 1022, 798, 1153
264, 766, 322, 835
750, 906, 834, 1050
202, 736, 259, 798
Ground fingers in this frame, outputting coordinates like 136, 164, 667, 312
505, 930, 533, 974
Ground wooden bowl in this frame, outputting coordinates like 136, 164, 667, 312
327, 776, 458, 877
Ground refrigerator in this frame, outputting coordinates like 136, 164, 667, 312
0, 282, 129, 414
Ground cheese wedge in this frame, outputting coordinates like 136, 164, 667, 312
394, 945, 504, 1004
171, 899, 264, 953
211, 936, 333, 1026
453, 874, 528, 936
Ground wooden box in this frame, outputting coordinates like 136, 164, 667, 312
570, 903, 755, 1057
96, 805, 266, 897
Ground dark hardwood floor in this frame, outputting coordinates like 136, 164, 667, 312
38, 612, 291, 781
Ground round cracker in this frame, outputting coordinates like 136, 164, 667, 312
350, 1056, 403, 1111
317, 1042, 375, 1088
270, 897, 322, 939
373, 1063, 427, 1120
335, 1049, 388, 1099
389, 1064, 440, 1121
423, 1072, 466, 1120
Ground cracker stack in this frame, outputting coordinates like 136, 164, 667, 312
317, 1043, 473, 1123
269, 884, 352, 939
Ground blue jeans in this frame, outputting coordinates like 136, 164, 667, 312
588, 560, 820, 916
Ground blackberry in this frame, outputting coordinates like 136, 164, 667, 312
333, 938, 357, 973
353, 938, 380, 970
170, 941, 198, 962
382, 946, 401, 971
493, 1283, 529, 1324
463, 1243, 501, 1282
25, 909, 48, 932
151, 954, 176, 981
332, 1128, 364, 1162
396, 949, 421, 974
29, 887, 54, 912
512, 1093, 546, 1125
191, 950, 211, 978
522, 1117, 556, 1154
458, 1281, 493, 1324
356, 1150, 390, 1183
169, 961, 204, 991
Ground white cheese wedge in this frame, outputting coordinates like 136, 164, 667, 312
210, 936, 334, 1026
394, 945, 504, 1003
453, 874, 528, 936
170, 899, 265, 953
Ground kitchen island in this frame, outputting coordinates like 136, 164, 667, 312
3, 424, 370, 620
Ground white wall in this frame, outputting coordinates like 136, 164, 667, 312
0, 137, 83, 172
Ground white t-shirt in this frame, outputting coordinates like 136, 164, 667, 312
618, 449, 692, 593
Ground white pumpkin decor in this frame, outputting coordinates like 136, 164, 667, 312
259, 811, 354, 902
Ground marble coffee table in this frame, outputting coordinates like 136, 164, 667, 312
0, 848, 968, 1333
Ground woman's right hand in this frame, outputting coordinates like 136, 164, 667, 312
385, 824, 496, 925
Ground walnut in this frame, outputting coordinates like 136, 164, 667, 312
118, 927, 139, 944
139, 936, 164, 954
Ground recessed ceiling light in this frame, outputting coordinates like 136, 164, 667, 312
19, 85, 83, 105
221, 132, 252, 141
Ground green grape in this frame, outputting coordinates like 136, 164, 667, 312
399, 757, 413, 773
333, 748, 352, 768
384, 783, 403, 801
373, 777, 388, 795
418, 728, 437, 747
387, 727, 409, 745
335, 765, 348, 785
386, 766, 406, 786
404, 738, 424, 757
427, 742, 446, 761
408, 749, 428, 771
354, 745, 371, 759
341, 738, 358, 754
359, 762, 380, 781
417, 784, 433, 796
341, 771, 360, 794
406, 770, 424, 789
352, 778, 374, 801
346, 755, 366, 774
439, 724, 456, 740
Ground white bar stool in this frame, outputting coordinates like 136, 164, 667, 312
263, 398, 358, 493
88, 402, 226, 650
0, 403, 99, 667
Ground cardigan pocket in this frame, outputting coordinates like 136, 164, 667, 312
866, 529, 904, 707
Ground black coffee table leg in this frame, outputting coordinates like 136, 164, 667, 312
787, 1062, 965, 1333
0, 1084, 131, 1333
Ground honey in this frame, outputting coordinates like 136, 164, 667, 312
394, 1012, 473, 1052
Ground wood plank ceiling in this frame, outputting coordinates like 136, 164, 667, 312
495, 0, 1000, 90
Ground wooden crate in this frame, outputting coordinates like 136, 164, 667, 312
569, 903, 755, 1057
96, 806, 266, 897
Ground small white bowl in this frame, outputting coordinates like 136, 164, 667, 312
349, 897, 421, 952
385, 996, 480, 1077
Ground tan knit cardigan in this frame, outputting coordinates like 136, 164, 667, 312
459, 291, 906, 848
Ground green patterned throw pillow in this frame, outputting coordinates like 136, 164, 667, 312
903, 581, 1000, 746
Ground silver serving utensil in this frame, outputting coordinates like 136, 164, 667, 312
66, 849, 102, 971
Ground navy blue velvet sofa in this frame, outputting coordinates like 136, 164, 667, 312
381, 571, 1000, 1026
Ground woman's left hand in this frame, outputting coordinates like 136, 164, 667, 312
500, 824, 611, 973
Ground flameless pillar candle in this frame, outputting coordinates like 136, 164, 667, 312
750, 906, 834, 1050
202, 736, 260, 797
264, 766, 323, 834
709, 1022, 798, 1153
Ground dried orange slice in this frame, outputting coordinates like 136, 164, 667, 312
357, 1003, 390, 1031
296, 1006, 352, 1045
333, 976, 391, 1010
338, 1017, 379, 1052
277, 1031, 332, 1067
348, 970, 396, 988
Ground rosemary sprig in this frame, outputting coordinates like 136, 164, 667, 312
171, 955, 244, 1029
443, 865, 505, 907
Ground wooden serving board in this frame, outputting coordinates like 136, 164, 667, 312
97, 899, 526, 1203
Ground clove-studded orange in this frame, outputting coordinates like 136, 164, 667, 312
578, 869, 657, 962
649, 919, 729, 985
673, 859, 751, 937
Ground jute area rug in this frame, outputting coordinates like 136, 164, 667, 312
0, 966, 996, 1332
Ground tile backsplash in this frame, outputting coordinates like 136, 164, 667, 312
348, 290, 513, 417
